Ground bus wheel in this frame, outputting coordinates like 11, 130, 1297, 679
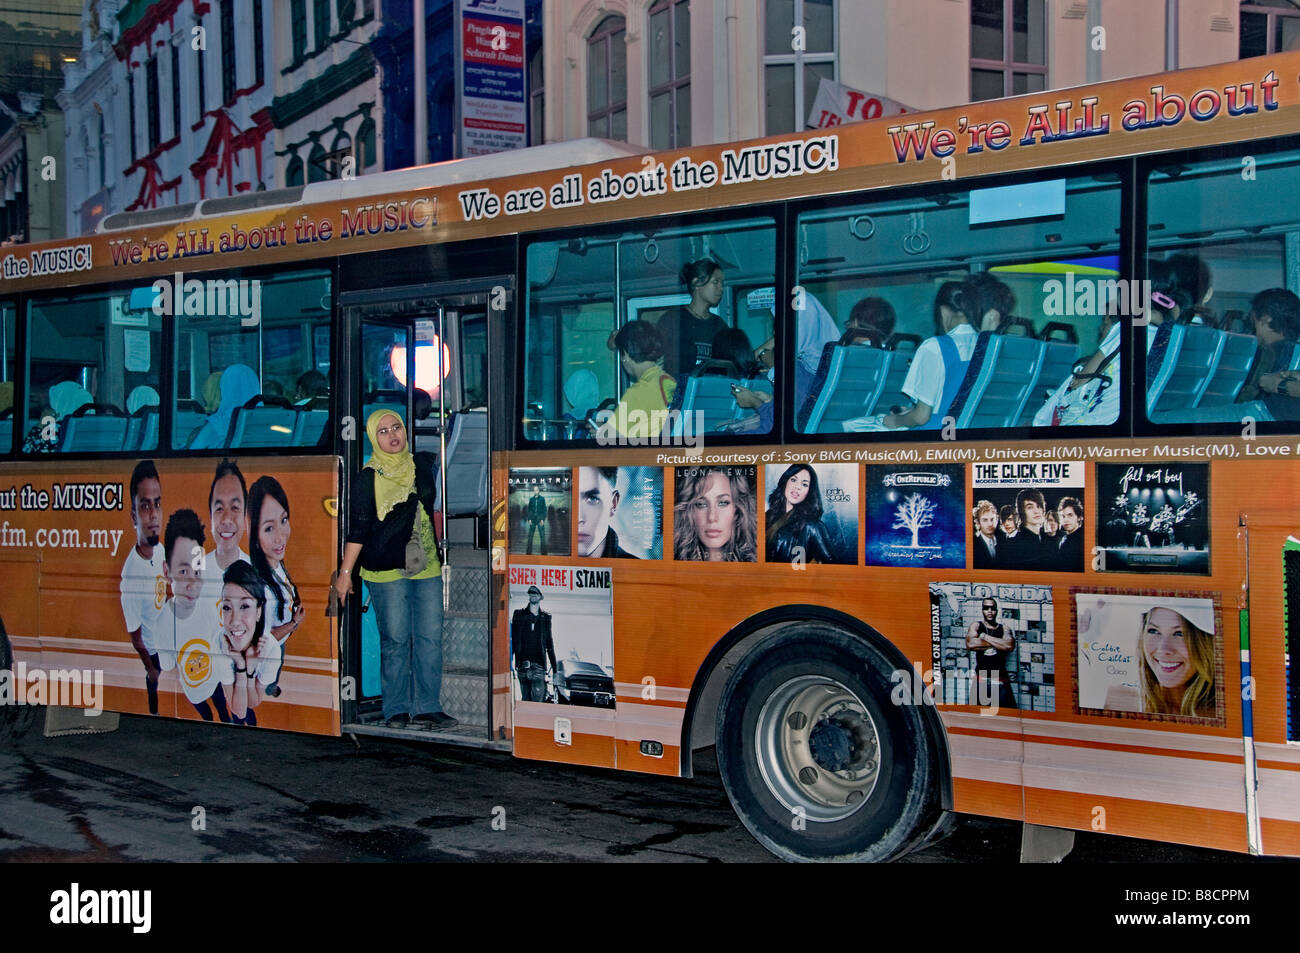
0, 618, 37, 743
716, 625, 935, 862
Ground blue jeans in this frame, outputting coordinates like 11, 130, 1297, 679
368, 574, 444, 719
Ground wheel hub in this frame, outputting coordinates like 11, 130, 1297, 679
754, 675, 882, 823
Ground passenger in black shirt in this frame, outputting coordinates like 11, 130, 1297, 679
658, 259, 729, 380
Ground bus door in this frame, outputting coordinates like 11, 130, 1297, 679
340, 287, 497, 744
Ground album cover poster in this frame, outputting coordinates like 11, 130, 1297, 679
1095, 463, 1209, 574
575, 466, 663, 559
929, 582, 1055, 712
672, 465, 758, 562
971, 461, 1085, 573
508, 565, 614, 708
1074, 589, 1223, 725
763, 463, 859, 565
508, 468, 571, 556
865, 465, 964, 568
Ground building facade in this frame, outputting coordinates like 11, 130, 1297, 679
540, 0, 1288, 150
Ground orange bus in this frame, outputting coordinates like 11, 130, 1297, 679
2, 51, 1299, 862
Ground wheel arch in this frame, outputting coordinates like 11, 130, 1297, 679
679, 603, 953, 812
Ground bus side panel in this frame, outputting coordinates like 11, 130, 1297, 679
0, 458, 340, 736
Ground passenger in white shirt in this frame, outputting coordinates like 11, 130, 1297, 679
156, 509, 234, 722
120, 460, 165, 715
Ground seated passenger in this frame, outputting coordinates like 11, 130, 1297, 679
964, 273, 1016, 334
294, 370, 329, 407
1033, 312, 1121, 427
657, 259, 729, 380
1144, 255, 1209, 348
716, 328, 774, 433
846, 296, 897, 348
872, 279, 981, 431
190, 364, 260, 449
594, 321, 676, 441
127, 385, 161, 415
562, 369, 600, 423
22, 381, 92, 452
1238, 288, 1300, 418
750, 291, 841, 424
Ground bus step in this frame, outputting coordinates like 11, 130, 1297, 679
342, 720, 510, 752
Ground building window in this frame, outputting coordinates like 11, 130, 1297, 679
528, 46, 544, 145
171, 43, 182, 138
587, 15, 626, 140
356, 119, 377, 169
128, 71, 137, 161
338, 0, 356, 28
764, 0, 836, 135
220, 0, 237, 103
1241, 0, 1300, 57
97, 113, 106, 188
970, 0, 1046, 102
307, 142, 328, 183
286, 154, 304, 186
253, 0, 265, 85
197, 34, 207, 117
291, 0, 308, 60
314, 0, 331, 50
146, 56, 160, 150
648, 0, 690, 149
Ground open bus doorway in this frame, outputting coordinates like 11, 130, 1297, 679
341, 286, 500, 747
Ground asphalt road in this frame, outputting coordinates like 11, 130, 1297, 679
0, 713, 1284, 864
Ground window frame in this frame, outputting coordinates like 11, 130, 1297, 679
10, 261, 340, 459
782, 158, 1135, 446
586, 14, 628, 141
220, 0, 237, 105
647, 0, 691, 149
1239, 1, 1300, 57
762, 0, 837, 136
515, 203, 787, 451
171, 42, 182, 140
969, 0, 1048, 103
1133, 133, 1300, 440
146, 55, 161, 151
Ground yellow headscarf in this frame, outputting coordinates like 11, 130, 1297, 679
201, 371, 224, 413
365, 409, 417, 519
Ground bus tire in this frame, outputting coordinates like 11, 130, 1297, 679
0, 618, 37, 743
715, 624, 935, 862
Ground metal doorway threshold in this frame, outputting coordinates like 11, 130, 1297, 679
343, 721, 511, 752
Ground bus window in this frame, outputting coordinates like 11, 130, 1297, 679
23, 289, 162, 453
1145, 147, 1300, 427
461, 312, 488, 407
794, 174, 1122, 435
172, 269, 331, 450
522, 216, 777, 442
1, 301, 13, 453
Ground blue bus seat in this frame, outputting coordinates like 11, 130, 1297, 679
672, 375, 741, 434
228, 406, 298, 448
0, 417, 12, 453
292, 409, 329, 447
868, 339, 917, 417
1198, 330, 1257, 406
60, 413, 130, 452
799, 343, 889, 433
444, 408, 489, 516
1018, 340, 1080, 426
950, 332, 1045, 429
1147, 325, 1251, 416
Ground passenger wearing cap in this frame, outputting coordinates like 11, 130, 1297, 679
511, 584, 556, 703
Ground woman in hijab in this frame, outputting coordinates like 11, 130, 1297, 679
334, 410, 457, 731
189, 364, 259, 449
22, 380, 92, 452
127, 385, 161, 415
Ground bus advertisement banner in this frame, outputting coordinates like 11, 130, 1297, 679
0, 457, 339, 735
